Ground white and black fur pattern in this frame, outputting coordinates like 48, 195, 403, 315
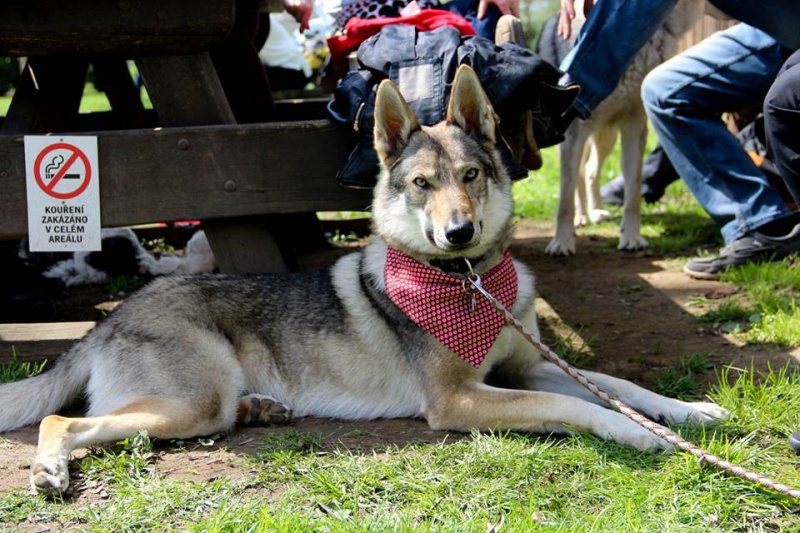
546, 0, 705, 255
0, 66, 726, 497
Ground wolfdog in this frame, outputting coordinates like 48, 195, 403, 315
0, 65, 726, 496
545, 0, 705, 255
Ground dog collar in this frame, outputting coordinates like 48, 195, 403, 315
428, 254, 487, 275
384, 247, 517, 368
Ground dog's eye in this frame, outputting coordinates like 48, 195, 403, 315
413, 177, 430, 189
464, 168, 479, 183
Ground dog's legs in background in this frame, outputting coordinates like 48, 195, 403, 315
618, 108, 649, 250
577, 126, 617, 226
547, 123, 592, 256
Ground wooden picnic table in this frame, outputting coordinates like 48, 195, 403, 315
0, 0, 371, 273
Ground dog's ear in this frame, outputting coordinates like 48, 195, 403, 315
446, 65, 496, 144
374, 79, 421, 165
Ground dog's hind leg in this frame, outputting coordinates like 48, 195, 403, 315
584, 127, 617, 224
617, 108, 649, 250
32, 396, 237, 496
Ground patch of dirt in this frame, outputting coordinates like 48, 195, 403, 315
1, 220, 797, 498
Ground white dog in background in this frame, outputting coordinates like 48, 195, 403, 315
545, 0, 705, 256
40, 228, 215, 286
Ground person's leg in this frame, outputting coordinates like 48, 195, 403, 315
643, 24, 795, 243
600, 142, 679, 205
642, 23, 800, 278
560, 0, 677, 119
437, 0, 501, 41
764, 49, 800, 207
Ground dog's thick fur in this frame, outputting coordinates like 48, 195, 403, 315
0, 66, 726, 496
546, 0, 705, 255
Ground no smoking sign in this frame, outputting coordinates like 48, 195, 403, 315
25, 136, 101, 252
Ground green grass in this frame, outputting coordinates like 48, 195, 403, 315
3, 366, 800, 531
0, 350, 47, 383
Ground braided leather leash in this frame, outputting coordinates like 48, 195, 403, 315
464, 272, 800, 500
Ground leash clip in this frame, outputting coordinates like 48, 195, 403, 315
462, 258, 482, 313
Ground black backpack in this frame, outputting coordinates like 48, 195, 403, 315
327, 24, 575, 189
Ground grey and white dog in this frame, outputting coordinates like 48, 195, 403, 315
0, 66, 726, 497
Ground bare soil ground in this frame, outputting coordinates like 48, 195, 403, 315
1, 220, 797, 498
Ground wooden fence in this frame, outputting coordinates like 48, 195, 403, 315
679, 13, 737, 52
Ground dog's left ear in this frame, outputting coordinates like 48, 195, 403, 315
374, 79, 422, 166
446, 65, 496, 144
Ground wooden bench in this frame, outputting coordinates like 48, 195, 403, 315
0, 0, 371, 274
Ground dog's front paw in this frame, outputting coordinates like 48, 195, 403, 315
589, 209, 612, 224
683, 401, 729, 424
654, 400, 729, 426
545, 237, 576, 256
31, 454, 70, 496
238, 394, 293, 426
618, 233, 648, 251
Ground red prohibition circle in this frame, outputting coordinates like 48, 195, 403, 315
33, 142, 92, 200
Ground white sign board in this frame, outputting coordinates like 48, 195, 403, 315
25, 136, 101, 252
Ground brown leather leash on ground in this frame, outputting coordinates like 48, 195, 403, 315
463, 267, 800, 501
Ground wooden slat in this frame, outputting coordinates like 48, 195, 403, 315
0, 120, 372, 239
0, 322, 95, 365
0, 0, 235, 57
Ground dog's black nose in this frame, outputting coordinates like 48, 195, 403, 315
445, 220, 475, 245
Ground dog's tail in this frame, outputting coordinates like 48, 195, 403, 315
0, 342, 91, 432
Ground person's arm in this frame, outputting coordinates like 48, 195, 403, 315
477, 0, 519, 19
557, 0, 593, 40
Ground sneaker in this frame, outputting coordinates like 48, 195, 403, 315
599, 175, 670, 206
495, 14, 526, 47
683, 223, 800, 280
600, 176, 625, 206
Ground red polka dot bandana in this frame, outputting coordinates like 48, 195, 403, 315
384, 247, 518, 367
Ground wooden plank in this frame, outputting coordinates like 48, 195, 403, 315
1, 57, 89, 134
0, 120, 371, 239
137, 52, 287, 273
137, 53, 236, 126
91, 58, 148, 129
0, 0, 235, 57
0, 322, 94, 365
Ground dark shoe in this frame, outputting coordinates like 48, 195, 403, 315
599, 174, 670, 206
600, 176, 625, 206
684, 223, 800, 280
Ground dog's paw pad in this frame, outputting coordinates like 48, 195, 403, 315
239, 394, 293, 426
31, 458, 69, 496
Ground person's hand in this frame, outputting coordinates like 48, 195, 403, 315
477, 0, 519, 20
557, 0, 593, 40
284, 0, 313, 31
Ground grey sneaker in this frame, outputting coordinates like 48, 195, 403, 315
684, 223, 800, 280
495, 14, 526, 47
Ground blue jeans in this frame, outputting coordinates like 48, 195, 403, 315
561, 0, 800, 119
437, 0, 500, 41
642, 24, 794, 244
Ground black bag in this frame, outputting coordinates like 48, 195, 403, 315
328, 25, 574, 189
